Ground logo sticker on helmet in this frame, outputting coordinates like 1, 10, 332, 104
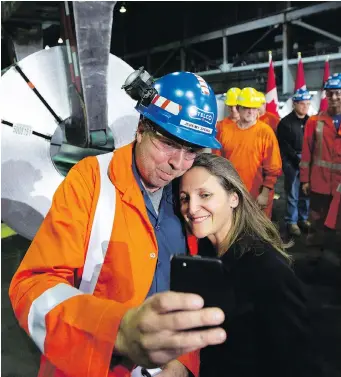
188, 106, 214, 125
180, 119, 213, 134
329, 79, 341, 86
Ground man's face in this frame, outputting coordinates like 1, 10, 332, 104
238, 106, 259, 124
293, 100, 310, 116
326, 89, 341, 112
135, 120, 202, 191
227, 106, 240, 121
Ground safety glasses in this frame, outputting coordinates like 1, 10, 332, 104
144, 119, 203, 160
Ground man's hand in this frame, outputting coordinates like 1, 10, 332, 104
256, 187, 270, 209
115, 292, 226, 369
302, 183, 310, 196
158, 360, 189, 377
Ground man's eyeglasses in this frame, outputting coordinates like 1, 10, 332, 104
144, 120, 202, 160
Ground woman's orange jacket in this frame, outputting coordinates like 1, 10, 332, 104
9, 143, 199, 377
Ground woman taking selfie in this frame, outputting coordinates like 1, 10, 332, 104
179, 153, 320, 377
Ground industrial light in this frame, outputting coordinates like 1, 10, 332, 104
119, 5, 126, 13
58, 38, 63, 44
45, 45, 50, 50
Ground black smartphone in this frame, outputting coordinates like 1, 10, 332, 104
170, 254, 229, 311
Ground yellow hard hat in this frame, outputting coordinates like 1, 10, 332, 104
237, 87, 262, 108
225, 87, 241, 106
257, 91, 266, 104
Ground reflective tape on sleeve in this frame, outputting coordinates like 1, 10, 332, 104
299, 161, 310, 168
28, 283, 83, 353
27, 153, 116, 354
314, 160, 341, 170
79, 152, 116, 294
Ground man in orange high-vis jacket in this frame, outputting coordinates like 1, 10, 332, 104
214, 87, 282, 219
9, 71, 227, 377
258, 92, 280, 133
213, 88, 240, 155
300, 73, 341, 249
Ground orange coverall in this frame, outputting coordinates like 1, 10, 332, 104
214, 120, 282, 218
9, 143, 199, 377
259, 111, 280, 133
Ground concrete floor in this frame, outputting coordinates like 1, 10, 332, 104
2, 176, 341, 376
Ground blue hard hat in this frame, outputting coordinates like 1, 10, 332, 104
324, 73, 341, 89
292, 88, 312, 102
136, 72, 221, 149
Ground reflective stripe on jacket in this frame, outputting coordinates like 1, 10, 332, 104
300, 113, 341, 195
9, 142, 199, 377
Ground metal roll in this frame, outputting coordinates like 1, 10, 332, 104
1, 46, 139, 240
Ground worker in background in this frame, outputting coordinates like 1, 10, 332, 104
214, 87, 282, 218
258, 91, 280, 133
300, 73, 341, 251
215, 87, 240, 137
9, 71, 227, 377
277, 88, 312, 237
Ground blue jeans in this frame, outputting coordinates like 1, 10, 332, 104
282, 156, 310, 224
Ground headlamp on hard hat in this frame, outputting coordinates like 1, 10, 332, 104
122, 67, 158, 107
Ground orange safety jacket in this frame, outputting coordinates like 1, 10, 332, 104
212, 117, 236, 156
9, 143, 199, 377
259, 111, 280, 133
300, 112, 341, 197
213, 119, 282, 201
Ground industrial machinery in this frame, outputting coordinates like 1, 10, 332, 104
1, 2, 140, 239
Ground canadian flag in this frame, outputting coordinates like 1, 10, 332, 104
320, 57, 330, 112
265, 51, 279, 117
295, 52, 306, 91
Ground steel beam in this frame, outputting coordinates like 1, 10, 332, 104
5, 17, 60, 25
292, 20, 341, 44
153, 47, 179, 76
124, 2, 341, 59
222, 36, 228, 66
285, 2, 341, 21
282, 23, 289, 94
196, 52, 341, 77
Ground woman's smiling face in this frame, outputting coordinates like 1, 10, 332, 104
180, 166, 238, 243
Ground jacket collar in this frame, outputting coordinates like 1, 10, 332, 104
108, 142, 140, 203
199, 233, 264, 272
314, 112, 341, 136
108, 142, 174, 203
314, 112, 337, 127
291, 110, 309, 123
